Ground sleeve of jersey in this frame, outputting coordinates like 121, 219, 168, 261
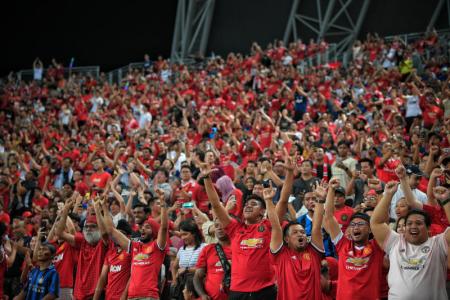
48, 270, 60, 297
383, 230, 400, 254
435, 227, 449, 256
195, 245, 208, 269
269, 244, 285, 265
331, 231, 344, 247
224, 218, 240, 239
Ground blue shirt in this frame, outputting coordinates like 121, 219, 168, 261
25, 265, 59, 300
297, 214, 336, 258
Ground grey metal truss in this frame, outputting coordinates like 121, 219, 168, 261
427, 0, 450, 33
171, 0, 215, 63
284, 0, 371, 58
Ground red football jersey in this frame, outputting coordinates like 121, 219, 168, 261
89, 171, 111, 189
105, 246, 132, 300
73, 233, 108, 300
335, 236, 384, 300
53, 242, 78, 288
270, 243, 324, 300
195, 243, 232, 300
224, 219, 275, 292
128, 240, 166, 299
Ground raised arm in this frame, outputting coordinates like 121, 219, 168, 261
433, 186, 450, 246
395, 165, 422, 210
323, 178, 341, 240
371, 181, 398, 248
55, 197, 76, 247
311, 183, 326, 250
264, 187, 283, 252
155, 189, 169, 250
201, 164, 231, 227
93, 197, 109, 244
100, 200, 130, 251
427, 168, 442, 207
275, 155, 295, 222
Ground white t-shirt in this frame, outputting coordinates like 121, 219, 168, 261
177, 243, 206, 268
405, 95, 422, 118
331, 156, 357, 190
390, 187, 427, 219
384, 229, 448, 300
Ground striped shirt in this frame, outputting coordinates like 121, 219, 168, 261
177, 243, 206, 268
25, 265, 59, 300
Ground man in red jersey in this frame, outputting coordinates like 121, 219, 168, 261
103, 189, 168, 300
201, 163, 277, 300
323, 178, 384, 300
55, 192, 109, 300
93, 219, 132, 300
193, 218, 232, 300
49, 217, 78, 300
266, 166, 327, 300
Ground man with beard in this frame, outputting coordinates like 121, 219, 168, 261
201, 161, 286, 300
266, 182, 326, 300
323, 178, 384, 300
371, 181, 450, 300
15, 242, 59, 300
103, 189, 168, 300
193, 218, 232, 300
131, 203, 150, 239
56, 192, 109, 300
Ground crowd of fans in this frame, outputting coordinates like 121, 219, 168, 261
0, 30, 449, 300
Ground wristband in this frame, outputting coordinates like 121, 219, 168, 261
439, 198, 450, 207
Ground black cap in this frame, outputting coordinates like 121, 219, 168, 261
41, 241, 56, 255
116, 219, 133, 236
349, 212, 370, 224
405, 164, 424, 177
335, 186, 346, 195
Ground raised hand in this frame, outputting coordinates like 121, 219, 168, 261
313, 181, 328, 200
384, 181, 399, 196
433, 186, 449, 203
395, 165, 406, 180
329, 177, 340, 190
430, 168, 444, 179
262, 186, 276, 202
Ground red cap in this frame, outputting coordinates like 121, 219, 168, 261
22, 211, 33, 218
85, 214, 98, 225
143, 217, 160, 240
366, 189, 377, 197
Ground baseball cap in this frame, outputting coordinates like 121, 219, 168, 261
41, 241, 56, 255
116, 219, 132, 236
85, 214, 98, 225
366, 189, 377, 197
349, 212, 370, 224
22, 211, 33, 218
335, 186, 346, 195
405, 165, 424, 177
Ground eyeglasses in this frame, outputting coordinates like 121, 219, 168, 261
349, 221, 367, 228
84, 224, 98, 229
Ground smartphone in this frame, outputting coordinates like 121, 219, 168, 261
355, 163, 361, 171
182, 202, 194, 209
